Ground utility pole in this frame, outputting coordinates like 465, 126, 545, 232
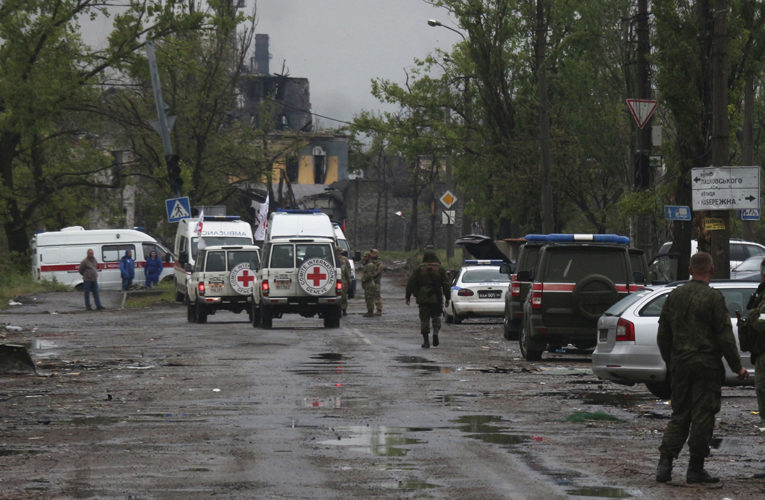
709, 0, 730, 278
633, 0, 653, 256
146, 41, 181, 197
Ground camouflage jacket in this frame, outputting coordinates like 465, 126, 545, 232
361, 261, 376, 285
370, 256, 383, 284
405, 262, 450, 305
338, 255, 351, 284
745, 282, 765, 356
657, 279, 742, 372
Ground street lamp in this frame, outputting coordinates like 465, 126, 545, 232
427, 19, 466, 41
395, 211, 407, 250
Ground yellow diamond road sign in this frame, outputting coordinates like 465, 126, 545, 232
440, 190, 457, 209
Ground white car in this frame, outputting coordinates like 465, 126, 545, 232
592, 281, 755, 399
444, 260, 510, 324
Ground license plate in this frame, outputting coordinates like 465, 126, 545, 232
275, 279, 291, 289
209, 282, 224, 292
478, 290, 501, 299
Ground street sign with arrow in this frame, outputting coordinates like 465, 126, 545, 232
691, 166, 760, 210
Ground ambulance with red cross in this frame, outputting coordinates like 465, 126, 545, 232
185, 245, 261, 323
252, 209, 343, 329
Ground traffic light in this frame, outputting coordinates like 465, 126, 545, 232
166, 154, 182, 196
633, 152, 650, 190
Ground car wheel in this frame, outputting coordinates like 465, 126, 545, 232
175, 291, 184, 302
186, 301, 196, 323
195, 304, 207, 324
323, 309, 341, 328
503, 316, 519, 341
572, 274, 619, 321
251, 302, 260, 328
260, 305, 273, 329
645, 381, 671, 400
444, 306, 454, 324
453, 305, 463, 324
519, 321, 543, 361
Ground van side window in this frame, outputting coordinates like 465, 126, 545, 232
103, 244, 135, 262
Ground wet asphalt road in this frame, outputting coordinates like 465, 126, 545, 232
2, 271, 765, 499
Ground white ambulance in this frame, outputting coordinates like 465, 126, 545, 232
31, 227, 174, 290
174, 215, 255, 302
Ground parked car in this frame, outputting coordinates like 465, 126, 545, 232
651, 239, 765, 282
444, 260, 510, 324
501, 238, 546, 340
730, 255, 765, 281
592, 281, 756, 399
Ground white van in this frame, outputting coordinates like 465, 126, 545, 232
174, 215, 254, 301
333, 223, 357, 297
32, 227, 174, 290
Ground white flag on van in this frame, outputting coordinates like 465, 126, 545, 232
254, 195, 269, 241
196, 208, 206, 249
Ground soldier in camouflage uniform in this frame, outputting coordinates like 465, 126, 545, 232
335, 247, 351, 316
370, 249, 384, 315
745, 258, 765, 478
361, 252, 376, 317
655, 252, 748, 484
405, 249, 450, 348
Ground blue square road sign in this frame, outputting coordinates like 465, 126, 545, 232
166, 197, 191, 223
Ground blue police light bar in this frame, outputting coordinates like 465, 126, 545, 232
203, 215, 241, 221
524, 233, 630, 245
464, 259, 504, 265
276, 209, 322, 214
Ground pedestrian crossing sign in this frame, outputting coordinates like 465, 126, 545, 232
166, 197, 191, 223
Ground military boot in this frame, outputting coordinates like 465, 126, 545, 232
686, 456, 719, 484
421, 333, 430, 348
432, 326, 440, 347
655, 454, 673, 483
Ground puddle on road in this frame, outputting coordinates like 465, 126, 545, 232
434, 393, 499, 405
542, 390, 650, 408
567, 486, 631, 498
392, 355, 453, 374
302, 396, 370, 409
319, 425, 428, 457
289, 352, 361, 376
453, 415, 528, 446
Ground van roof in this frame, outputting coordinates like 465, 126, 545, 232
267, 211, 335, 240
34, 228, 158, 246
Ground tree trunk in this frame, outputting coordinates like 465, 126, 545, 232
535, 0, 553, 234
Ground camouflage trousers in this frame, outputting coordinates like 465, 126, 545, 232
363, 282, 378, 314
755, 353, 765, 420
418, 303, 442, 335
659, 359, 723, 459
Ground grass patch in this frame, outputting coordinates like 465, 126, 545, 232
0, 273, 70, 310
123, 281, 178, 309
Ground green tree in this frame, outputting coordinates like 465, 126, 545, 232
0, 0, 204, 262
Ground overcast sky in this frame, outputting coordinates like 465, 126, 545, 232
251, 0, 458, 127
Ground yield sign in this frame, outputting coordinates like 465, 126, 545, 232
626, 99, 658, 129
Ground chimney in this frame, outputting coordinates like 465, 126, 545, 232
254, 34, 270, 75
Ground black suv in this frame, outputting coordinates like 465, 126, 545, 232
519, 234, 647, 361
501, 239, 546, 340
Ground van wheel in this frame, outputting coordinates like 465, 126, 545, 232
323, 308, 341, 328
195, 305, 208, 324
645, 381, 671, 400
519, 322, 543, 361
260, 305, 273, 329
176, 291, 184, 303
187, 301, 196, 323
503, 316, 519, 341
251, 302, 260, 327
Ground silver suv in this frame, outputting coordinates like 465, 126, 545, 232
253, 238, 343, 328
186, 245, 261, 323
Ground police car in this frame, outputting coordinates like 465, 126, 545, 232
444, 259, 510, 324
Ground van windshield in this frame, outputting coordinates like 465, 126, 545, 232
192, 237, 252, 259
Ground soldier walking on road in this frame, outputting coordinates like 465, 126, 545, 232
370, 249, 383, 315
405, 249, 450, 348
655, 251, 748, 484
361, 252, 376, 317
335, 247, 351, 316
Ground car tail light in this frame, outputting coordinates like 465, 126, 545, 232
261, 279, 270, 297
198, 282, 206, 296
616, 318, 635, 342
511, 274, 520, 297
336, 279, 343, 295
457, 289, 474, 297
531, 283, 542, 309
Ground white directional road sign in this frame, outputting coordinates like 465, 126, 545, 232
691, 166, 760, 210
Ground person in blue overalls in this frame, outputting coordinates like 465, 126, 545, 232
120, 249, 135, 291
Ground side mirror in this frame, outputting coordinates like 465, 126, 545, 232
178, 251, 188, 265
517, 270, 532, 281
